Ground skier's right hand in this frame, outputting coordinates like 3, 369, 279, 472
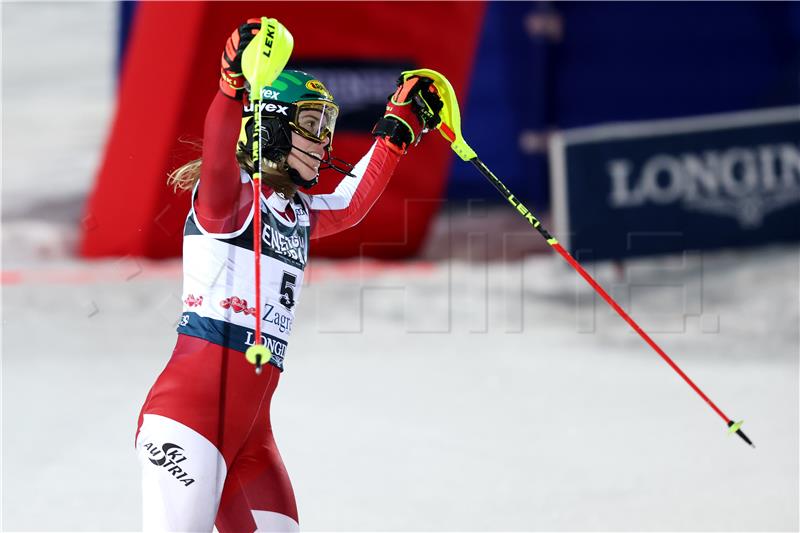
219, 18, 262, 100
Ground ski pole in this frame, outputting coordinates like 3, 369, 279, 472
403, 68, 754, 448
241, 17, 294, 374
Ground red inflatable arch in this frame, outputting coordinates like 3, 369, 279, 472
80, 2, 485, 259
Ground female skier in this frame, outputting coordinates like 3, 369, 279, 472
135, 18, 442, 532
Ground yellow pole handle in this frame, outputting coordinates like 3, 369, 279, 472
400, 68, 476, 161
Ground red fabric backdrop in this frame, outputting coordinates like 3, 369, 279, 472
80, 2, 485, 258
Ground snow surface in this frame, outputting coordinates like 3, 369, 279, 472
2, 3, 798, 532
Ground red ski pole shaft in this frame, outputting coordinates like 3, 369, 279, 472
468, 157, 743, 429
550, 241, 729, 422
253, 175, 263, 345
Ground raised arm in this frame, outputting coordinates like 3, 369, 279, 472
194, 19, 261, 233
194, 92, 246, 229
308, 76, 443, 239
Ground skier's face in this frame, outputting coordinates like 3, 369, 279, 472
292, 105, 335, 144
287, 131, 329, 183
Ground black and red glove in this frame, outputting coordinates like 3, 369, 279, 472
219, 18, 261, 100
372, 76, 444, 153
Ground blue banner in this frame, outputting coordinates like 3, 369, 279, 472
551, 107, 800, 261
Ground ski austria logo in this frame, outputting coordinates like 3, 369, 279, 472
141, 442, 196, 487
607, 142, 800, 228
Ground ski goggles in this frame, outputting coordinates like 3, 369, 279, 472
289, 101, 339, 145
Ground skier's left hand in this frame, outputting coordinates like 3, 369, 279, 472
372, 76, 444, 153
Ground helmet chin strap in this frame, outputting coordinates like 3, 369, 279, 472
289, 143, 356, 181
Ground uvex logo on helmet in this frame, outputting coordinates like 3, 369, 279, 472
243, 101, 289, 115
260, 89, 281, 100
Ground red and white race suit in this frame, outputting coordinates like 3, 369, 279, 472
136, 91, 403, 532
